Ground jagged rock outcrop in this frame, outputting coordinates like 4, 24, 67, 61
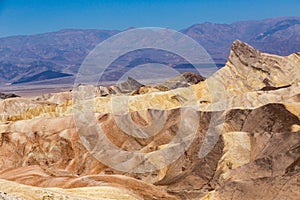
153, 72, 205, 91
0, 40, 299, 199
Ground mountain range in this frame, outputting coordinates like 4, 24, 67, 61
0, 16, 300, 84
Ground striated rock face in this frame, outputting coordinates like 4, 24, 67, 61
208, 40, 300, 97
0, 40, 299, 199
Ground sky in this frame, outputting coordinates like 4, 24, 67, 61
0, 0, 300, 37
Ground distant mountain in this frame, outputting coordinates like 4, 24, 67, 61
0, 17, 299, 84
181, 16, 300, 63
12, 70, 72, 84
0, 29, 119, 84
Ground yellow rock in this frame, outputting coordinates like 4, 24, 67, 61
217, 132, 251, 180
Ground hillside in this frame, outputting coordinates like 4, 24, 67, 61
0, 40, 299, 199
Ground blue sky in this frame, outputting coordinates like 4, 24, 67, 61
0, 0, 300, 37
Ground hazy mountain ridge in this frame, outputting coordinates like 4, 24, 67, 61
181, 16, 300, 63
0, 29, 119, 84
0, 16, 300, 84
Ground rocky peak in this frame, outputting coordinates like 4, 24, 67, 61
229, 40, 261, 64
215, 40, 300, 93
116, 77, 144, 93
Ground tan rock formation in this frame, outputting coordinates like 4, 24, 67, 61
0, 40, 299, 199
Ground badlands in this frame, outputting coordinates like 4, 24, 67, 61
0, 40, 299, 199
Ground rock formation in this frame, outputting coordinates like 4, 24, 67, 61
0, 93, 19, 100
0, 40, 299, 199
